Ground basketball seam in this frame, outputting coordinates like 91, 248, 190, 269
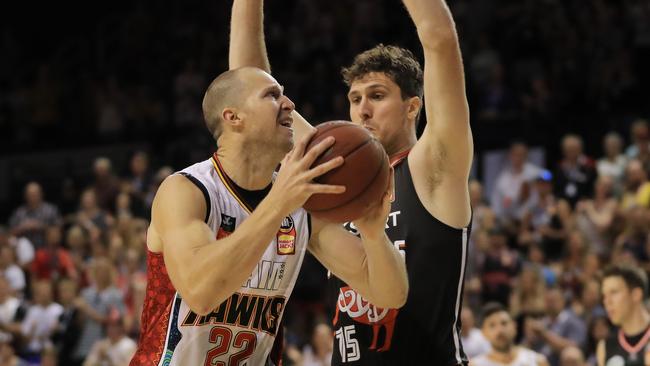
310, 143, 386, 212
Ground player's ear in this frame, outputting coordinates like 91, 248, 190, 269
406, 96, 422, 121
222, 107, 244, 130
632, 287, 644, 303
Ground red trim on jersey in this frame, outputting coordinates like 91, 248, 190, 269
211, 153, 255, 213
130, 250, 177, 366
618, 326, 650, 356
390, 149, 410, 167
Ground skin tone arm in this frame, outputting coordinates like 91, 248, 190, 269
229, 0, 408, 308
402, 0, 473, 229
153, 133, 344, 315
229, 0, 314, 140
309, 170, 408, 308
597, 339, 605, 366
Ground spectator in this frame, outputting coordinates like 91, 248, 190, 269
74, 189, 113, 237
9, 182, 61, 249
585, 316, 610, 365
596, 132, 627, 187
620, 159, 650, 209
525, 287, 587, 366
558, 346, 586, 366
554, 135, 597, 208
0, 226, 34, 273
572, 279, 606, 326
473, 302, 549, 366
575, 176, 618, 257
0, 247, 25, 297
625, 119, 650, 159
91, 157, 120, 213
0, 278, 22, 344
52, 279, 81, 366
460, 306, 491, 358
491, 142, 542, 223
0, 335, 20, 366
71, 258, 125, 365
479, 227, 522, 305
300, 323, 333, 366
82, 320, 136, 366
509, 264, 546, 321
31, 226, 78, 282
20, 281, 63, 364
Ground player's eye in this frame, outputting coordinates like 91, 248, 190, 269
350, 97, 361, 104
372, 93, 384, 100
267, 90, 280, 99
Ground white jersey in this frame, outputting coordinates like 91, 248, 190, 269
471, 347, 543, 366
132, 155, 310, 366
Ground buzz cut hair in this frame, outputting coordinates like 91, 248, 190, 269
202, 69, 248, 141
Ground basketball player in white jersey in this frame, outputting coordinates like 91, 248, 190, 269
471, 303, 549, 366
130, 67, 408, 364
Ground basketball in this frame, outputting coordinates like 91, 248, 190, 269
303, 121, 390, 223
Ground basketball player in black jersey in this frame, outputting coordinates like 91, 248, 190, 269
229, 0, 473, 364
598, 265, 650, 366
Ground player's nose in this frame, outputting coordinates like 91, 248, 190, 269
281, 95, 295, 112
358, 97, 372, 120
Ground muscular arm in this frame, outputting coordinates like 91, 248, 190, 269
228, 0, 315, 141
152, 175, 285, 315
402, 0, 473, 228
308, 219, 408, 309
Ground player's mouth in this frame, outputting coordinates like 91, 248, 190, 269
279, 117, 293, 132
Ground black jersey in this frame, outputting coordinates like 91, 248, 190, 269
329, 153, 471, 365
604, 326, 650, 366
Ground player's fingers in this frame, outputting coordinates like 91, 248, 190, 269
306, 156, 344, 180
302, 136, 335, 167
307, 183, 346, 195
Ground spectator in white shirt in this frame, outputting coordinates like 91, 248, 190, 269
21, 281, 63, 363
83, 320, 136, 366
0, 246, 25, 297
597, 132, 627, 189
491, 142, 543, 224
461, 306, 491, 358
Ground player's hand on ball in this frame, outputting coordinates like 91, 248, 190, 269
268, 129, 346, 215
352, 166, 394, 239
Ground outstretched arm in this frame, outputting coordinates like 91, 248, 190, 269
229, 0, 315, 139
402, 0, 473, 228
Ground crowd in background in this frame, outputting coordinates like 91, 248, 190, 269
0, 0, 649, 365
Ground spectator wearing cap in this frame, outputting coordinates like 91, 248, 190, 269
9, 182, 61, 249
491, 142, 543, 224
554, 135, 597, 208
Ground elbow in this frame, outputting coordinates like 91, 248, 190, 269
373, 283, 409, 309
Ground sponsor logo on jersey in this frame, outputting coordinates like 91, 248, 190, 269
276, 215, 296, 255
333, 286, 398, 352
217, 214, 237, 239
181, 292, 286, 336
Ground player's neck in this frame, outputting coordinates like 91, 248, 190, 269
621, 307, 650, 335
490, 345, 518, 363
386, 131, 416, 157
216, 147, 277, 190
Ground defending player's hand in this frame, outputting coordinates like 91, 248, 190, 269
352, 166, 394, 239
268, 129, 346, 215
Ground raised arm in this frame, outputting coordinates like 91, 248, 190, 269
402, 0, 473, 228
229, 0, 315, 139
153, 134, 344, 315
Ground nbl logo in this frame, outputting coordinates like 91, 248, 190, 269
276, 216, 296, 255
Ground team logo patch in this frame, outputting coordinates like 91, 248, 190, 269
276, 216, 296, 255
217, 214, 236, 239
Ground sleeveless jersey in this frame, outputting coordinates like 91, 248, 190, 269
329, 152, 471, 365
471, 348, 542, 366
604, 326, 650, 366
131, 155, 310, 366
